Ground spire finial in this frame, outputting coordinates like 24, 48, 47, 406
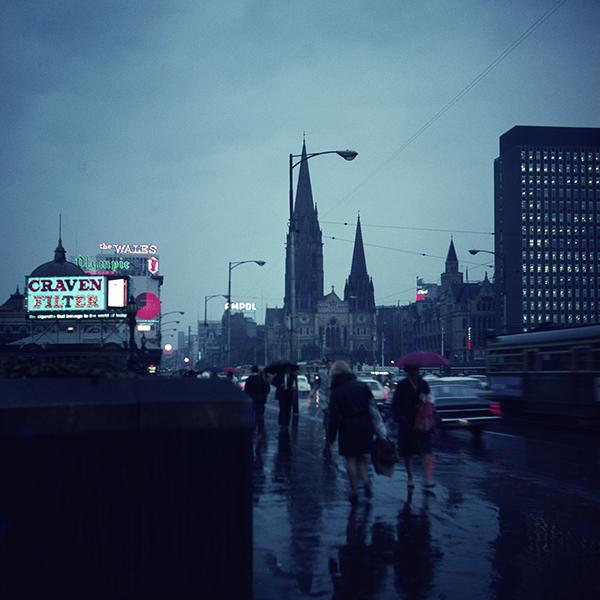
59, 213, 62, 242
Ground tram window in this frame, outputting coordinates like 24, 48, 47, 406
526, 351, 538, 371
592, 349, 600, 370
573, 347, 591, 371
489, 352, 523, 371
540, 351, 571, 371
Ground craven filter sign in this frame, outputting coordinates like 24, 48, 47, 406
26, 276, 107, 313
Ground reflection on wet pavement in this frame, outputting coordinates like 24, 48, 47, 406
254, 401, 600, 599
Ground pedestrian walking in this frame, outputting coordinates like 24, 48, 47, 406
244, 365, 271, 435
274, 368, 296, 431
391, 365, 435, 490
327, 360, 374, 504
318, 360, 332, 433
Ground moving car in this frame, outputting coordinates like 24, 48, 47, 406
296, 374, 312, 399
358, 378, 390, 415
428, 377, 501, 432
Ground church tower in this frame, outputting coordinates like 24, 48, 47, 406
345, 216, 375, 363
441, 238, 464, 289
344, 215, 375, 310
285, 140, 324, 314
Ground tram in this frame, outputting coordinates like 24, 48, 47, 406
486, 324, 600, 424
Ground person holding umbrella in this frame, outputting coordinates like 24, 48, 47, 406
392, 352, 447, 491
266, 361, 298, 431
244, 365, 271, 436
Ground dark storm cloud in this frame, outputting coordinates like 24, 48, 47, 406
1, 0, 599, 327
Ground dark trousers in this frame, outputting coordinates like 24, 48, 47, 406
292, 390, 299, 415
278, 398, 291, 428
253, 403, 266, 434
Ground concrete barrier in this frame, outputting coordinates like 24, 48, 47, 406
0, 377, 253, 599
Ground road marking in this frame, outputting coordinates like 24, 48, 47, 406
484, 430, 520, 439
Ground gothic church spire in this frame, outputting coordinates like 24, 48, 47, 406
344, 215, 374, 310
294, 139, 316, 219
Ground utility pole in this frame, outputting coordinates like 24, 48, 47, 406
264, 326, 268, 366
288, 152, 296, 362
441, 322, 445, 357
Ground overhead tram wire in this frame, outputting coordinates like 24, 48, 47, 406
323, 233, 494, 269
322, 0, 569, 217
321, 220, 494, 237
376, 286, 419, 303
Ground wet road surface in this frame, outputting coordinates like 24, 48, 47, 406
253, 398, 600, 599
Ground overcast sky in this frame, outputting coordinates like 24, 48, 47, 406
2, 0, 599, 332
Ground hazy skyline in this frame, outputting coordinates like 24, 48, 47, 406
2, 0, 599, 332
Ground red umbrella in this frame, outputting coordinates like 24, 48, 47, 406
396, 351, 450, 368
223, 367, 238, 373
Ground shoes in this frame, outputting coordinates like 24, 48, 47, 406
424, 482, 436, 495
349, 493, 359, 505
364, 484, 373, 499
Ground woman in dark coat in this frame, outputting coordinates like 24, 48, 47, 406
327, 360, 374, 503
391, 365, 434, 489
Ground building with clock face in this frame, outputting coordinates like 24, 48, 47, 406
269, 140, 376, 363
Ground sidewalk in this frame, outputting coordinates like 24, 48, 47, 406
253, 401, 600, 599
253, 404, 447, 599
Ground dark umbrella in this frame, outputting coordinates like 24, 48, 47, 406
396, 351, 450, 368
265, 360, 299, 374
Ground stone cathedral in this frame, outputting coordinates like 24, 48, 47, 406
279, 140, 376, 363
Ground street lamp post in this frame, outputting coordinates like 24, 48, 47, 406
204, 294, 227, 367
158, 311, 183, 347
160, 320, 180, 328
126, 295, 138, 371
227, 260, 266, 367
288, 147, 358, 361
162, 311, 185, 318
469, 248, 506, 334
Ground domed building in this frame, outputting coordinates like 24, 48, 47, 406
30, 237, 85, 278
0, 237, 137, 374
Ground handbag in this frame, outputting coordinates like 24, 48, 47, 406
368, 397, 388, 440
371, 438, 399, 477
414, 400, 436, 433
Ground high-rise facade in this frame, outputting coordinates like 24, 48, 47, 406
494, 126, 600, 332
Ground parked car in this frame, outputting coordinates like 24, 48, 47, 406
428, 377, 502, 433
358, 377, 390, 416
238, 375, 249, 391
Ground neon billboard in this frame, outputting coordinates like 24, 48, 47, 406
99, 242, 158, 255
26, 276, 128, 320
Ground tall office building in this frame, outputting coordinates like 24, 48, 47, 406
494, 126, 600, 332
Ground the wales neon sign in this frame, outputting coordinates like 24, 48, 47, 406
99, 242, 158, 254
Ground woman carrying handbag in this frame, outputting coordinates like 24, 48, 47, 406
327, 361, 377, 504
391, 365, 436, 490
